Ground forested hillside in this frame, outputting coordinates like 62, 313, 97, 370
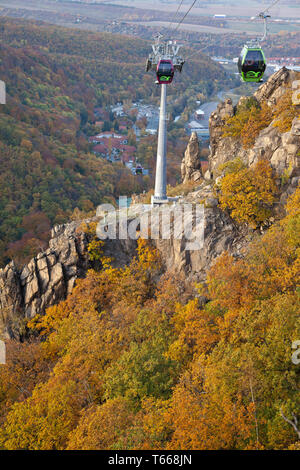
0, 18, 234, 266
0, 184, 299, 450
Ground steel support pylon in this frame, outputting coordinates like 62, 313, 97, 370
152, 84, 168, 205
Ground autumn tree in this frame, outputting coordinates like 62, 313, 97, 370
218, 159, 278, 227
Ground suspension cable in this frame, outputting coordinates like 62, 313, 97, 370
168, 0, 185, 31
262, 0, 281, 15
173, 0, 198, 33
185, 42, 211, 60
256, 0, 281, 42
183, 0, 281, 61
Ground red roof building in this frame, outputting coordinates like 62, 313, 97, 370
119, 145, 136, 153
121, 152, 135, 163
93, 144, 108, 154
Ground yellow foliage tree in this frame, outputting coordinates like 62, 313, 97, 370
273, 90, 300, 133
67, 399, 138, 450
223, 100, 273, 149
219, 159, 278, 227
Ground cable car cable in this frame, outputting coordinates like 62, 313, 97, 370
185, 42, 211, 60
262, 0, 281, 15
168, 0, 185, 31
173, 0, 198, 33
185, 0, 281, 60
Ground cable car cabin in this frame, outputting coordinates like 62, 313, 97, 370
156, 59, 174, 85
135, 165, 143, 175
238, 46, 266, 83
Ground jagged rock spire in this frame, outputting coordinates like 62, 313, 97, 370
181, 132, 203, 183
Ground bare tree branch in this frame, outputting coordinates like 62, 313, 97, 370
280, 409, 300, 440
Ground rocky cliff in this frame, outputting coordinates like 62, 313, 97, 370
209, 67, 300, 179
0, 223, 89, 338
152, 182, 250, 280
0, 220, 138, 339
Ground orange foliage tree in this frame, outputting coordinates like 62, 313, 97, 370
218, 159, 278, 227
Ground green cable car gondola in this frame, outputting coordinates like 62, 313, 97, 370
238, 45, 267, 83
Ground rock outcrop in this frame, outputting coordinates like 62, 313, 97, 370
209, 68, 300, 178
0, 220, 138, 339
152, 182, 250, 281
181, 132, 203, 183
253, 67, 298, 105
0, 222, 89, 338
209, 98, 236, 174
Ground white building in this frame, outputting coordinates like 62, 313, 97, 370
195, 109, 205, 120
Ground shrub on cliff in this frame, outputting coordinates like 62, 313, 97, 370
223, 99, 273, 149
218, 160, 278, 228
273, 90, 300, 133
223, 89, 299, 149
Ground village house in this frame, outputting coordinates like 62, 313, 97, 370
92, 134, 136, 163
195, 109, 205, 120
89, 132, 129, 145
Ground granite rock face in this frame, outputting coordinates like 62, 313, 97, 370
209, 68, 300, 178
209, 98, 237, 174
0, 222, 89, 338
181, 132, 203, 183
152, 183, 250, 282
0, 220, 138, 338
253, 67, 299, 105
